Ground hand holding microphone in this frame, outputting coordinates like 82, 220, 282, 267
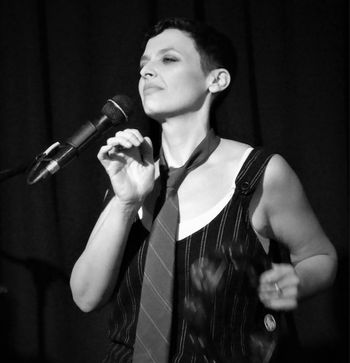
97, 129, 155, 205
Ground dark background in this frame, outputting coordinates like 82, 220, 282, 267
0, 1, 348, 362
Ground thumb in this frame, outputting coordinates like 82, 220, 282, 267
140, 136, 154, 165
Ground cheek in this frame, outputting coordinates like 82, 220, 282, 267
138, 79, 143, 99
173, 71, 207, 97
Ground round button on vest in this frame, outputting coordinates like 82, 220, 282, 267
264, 313, 277, 332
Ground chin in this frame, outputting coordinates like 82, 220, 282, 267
142, 100, 169, 121
142, 97, 195, 121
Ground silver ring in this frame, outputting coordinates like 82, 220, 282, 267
274, 282, 283, 297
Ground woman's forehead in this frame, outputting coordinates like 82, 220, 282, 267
143, 28, 198, 57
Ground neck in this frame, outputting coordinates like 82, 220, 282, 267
161, 111, 210, 168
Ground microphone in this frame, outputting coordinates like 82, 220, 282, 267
27, 95, 133, 184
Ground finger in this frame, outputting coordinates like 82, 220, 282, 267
118, 129, 144, 146
259, 277, 299, 300
97, 146, 126, 164
259, 281, 283, 294
277, 285, 298, 299
97, 145, 114, 161
122, 129, 144, 143
259, 275, 298, 292
260, 270, 299, 292
259, 263, 294, 284
275, 273, 300, 291
108, 129, 144, 147
259, 283, 298, 298
107, 134, 134, 149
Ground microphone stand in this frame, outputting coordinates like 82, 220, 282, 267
0, 161, 32, 319
0, 151, 65, 362
0, 162, 31, 183
0, 250, 69, 362
0, 160, 32, 298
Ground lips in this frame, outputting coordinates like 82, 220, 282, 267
143, 84, 163, 95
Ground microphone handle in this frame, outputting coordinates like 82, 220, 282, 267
45, 115, 112, 176
66, 115, 109, 151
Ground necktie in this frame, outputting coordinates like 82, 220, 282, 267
133, 129, 220, 363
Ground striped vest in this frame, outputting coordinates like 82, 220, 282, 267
103, 149, 285, 363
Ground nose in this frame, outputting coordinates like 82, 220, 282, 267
140, 62, 156, 79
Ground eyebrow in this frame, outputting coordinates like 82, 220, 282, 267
140, 47, 180, 64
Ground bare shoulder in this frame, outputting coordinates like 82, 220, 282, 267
256, 153, 336, 264
249, 154, 304, 240
265, 154, 294, 177
262, 154, 302, 195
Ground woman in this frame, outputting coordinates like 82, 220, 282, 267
70, 18, 337, 363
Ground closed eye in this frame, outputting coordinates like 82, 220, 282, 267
139, 55, 179, 72
162, 56, 178, 63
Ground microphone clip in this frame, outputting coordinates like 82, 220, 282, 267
35, 141, 61, 163
26, 141, 61, 185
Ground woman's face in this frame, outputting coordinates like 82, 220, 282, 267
138, 28, 210, 121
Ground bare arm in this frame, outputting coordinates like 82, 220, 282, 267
70, 129, 154, 312
255, 155, 337, 310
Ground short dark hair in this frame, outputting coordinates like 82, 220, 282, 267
143, 17, 237, 81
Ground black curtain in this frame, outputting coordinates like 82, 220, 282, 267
0, 1, 348, 362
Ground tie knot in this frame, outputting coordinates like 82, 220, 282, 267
159, 129, 220, 194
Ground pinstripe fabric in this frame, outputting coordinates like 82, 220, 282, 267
103, 148, 279, 363
133, 130, 220, 363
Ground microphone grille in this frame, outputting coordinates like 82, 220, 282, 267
102, 95, 133, 120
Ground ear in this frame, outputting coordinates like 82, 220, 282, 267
208, 68, 231, 94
